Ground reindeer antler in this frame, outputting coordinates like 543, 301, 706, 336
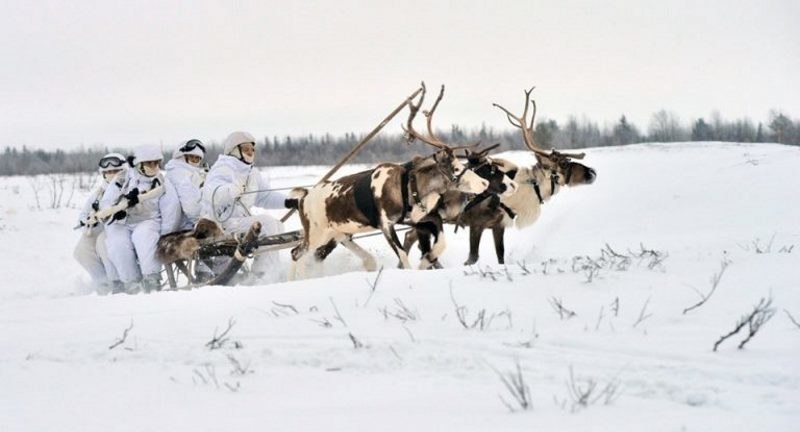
493, 87, 550, 157
404, 82, 476, 151
494, 87, 586, 160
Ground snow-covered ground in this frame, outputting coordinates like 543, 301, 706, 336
1, 142, 798, 431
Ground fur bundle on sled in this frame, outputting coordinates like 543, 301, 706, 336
156, 218, 224, 264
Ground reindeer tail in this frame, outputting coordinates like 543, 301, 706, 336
284, 188, 308, 210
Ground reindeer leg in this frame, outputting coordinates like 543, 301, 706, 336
402, 229, 418, 254
419, 219, 445, 270
464, 226, 483, 266
382, 223, 411, 269
492, 227, 506, 265
340, 237, 377, 272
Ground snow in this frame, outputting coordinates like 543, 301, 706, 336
1, 142, 799, 431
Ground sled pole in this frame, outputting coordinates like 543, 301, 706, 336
279, 85, 424, 223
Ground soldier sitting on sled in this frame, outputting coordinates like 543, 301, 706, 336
201, 131, 287, 284
73, 152, 127, 294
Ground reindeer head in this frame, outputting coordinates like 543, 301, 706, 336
463, 144, 518, 196
537, 149, 596, 187
493, 87, 597, 188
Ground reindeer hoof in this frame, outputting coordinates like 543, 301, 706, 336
464, 256, 478, 266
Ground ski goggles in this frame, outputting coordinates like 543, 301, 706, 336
98, 156, 126, 169
179, 139, 206, 154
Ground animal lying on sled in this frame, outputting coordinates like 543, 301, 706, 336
286, 84, 516, 278
404, 88, 597, 266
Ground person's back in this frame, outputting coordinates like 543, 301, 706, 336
166, 139, 206, 230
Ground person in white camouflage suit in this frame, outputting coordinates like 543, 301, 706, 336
165, 139, 207, 230
201, 131, 287, 283
73, 152, 126, 294
102, 145, 182, 293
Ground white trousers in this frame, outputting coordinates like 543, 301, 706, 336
74, 229, 118, 284
105, 219, 162, 283
222, 214, 284, 274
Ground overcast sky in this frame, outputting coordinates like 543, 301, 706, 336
1, 0, 797, 151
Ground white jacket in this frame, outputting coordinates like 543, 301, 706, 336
165, 158, 205, 229
201, 154, 286, 222
100, 168, 183, 235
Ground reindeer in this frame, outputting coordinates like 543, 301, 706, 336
405, 88, 596, 266
286, 84, 494, 279
402, 143, 517, 268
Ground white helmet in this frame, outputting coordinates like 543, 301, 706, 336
172, 139, 206, 161
132, 145, 163, 177
97, 152, 127, 173
223, 131, 256, 164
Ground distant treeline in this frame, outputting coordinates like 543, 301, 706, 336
1, 110, 797, 176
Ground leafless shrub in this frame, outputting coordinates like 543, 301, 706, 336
632, 297, 653, 328
329, 297, 348, 327
108, 320, 134, 350
540, 259, 559, 275
362, 266, 384, 307
192, 363, 241, 392
226, 354, 253, 375
683, 258, 730, 314
595, 306, 605, 331
516, 260, 531, 275
602, 243, 632, 270
570, 243, 667, 282
450, 286, 511, 330
348, 332, 364, 349
713, 296, 776, 351
610, 297, 620, 317
310, 317, 333, 328
28, 177, 44, 210
270, 301, 299, 317
379, 298, 418, 322
628, 243, 668, 270
737, 234, 794, 254
463, 265, 504, 281
549, 297, 577, 320
572, 256, 602, 282
559, 366, 622, 412
206, 317, 239, 350
491, 360, 532, 412
785, 309, 800, 329
193, 364, 219, 388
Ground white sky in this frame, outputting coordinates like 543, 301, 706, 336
1, 0, 798, 151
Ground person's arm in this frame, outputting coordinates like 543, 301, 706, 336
254, 171, 288, 209
201, 165, 244, 221
159, 178, 183, 235
77, 187, 102, 225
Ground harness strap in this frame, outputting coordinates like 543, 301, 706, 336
353, 169, 380, 227
530, 176, 544, 204
497, 201, 516, 219
400, 162, 413, 221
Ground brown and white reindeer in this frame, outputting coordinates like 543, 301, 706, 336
405, 88, 597, 266
286, 84, 492, 279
